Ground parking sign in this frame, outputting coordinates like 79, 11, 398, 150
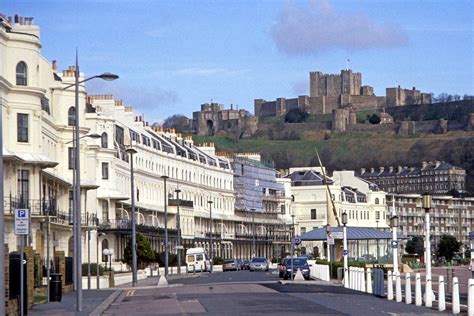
14, 209, 29, 235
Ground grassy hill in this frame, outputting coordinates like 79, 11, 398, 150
191, 130, 474, 191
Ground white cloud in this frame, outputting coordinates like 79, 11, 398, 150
271, 0, 408, 55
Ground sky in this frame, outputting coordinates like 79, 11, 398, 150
3, 0, 473, 123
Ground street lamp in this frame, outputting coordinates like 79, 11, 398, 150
126, 147, 138, 286
65, 133, 101, 144
325, 224, 331, 262
342, 211, 348, 288
291, 213, 295, 281
422, 192, 433, 301
69, 52, 118, 311
175, 189, 182, 274
102, 248, 113, 284
208, 200, 214, 272
96, 232, 106, 289
161, 175, 169, 276
390, 214, 399, 275
251, 208, 256, 257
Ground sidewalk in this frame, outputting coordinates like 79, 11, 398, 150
29, 289, 120, 316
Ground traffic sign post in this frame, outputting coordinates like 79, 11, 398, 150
15, 209, 29, 316
293, 237, 301, 246
391, 240, 399, 249
342, 250, 348, 256
327, 232, 335, 245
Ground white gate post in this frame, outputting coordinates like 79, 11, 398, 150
367, 268, 372, 294
468, 278, 474, 316
387, 271, 393, 300
405, 273, 412, 304
425, 275, 433, 307
453, 277, 460, 314
395, 271, 402, 302
415, 273, 422, 306
438, 275, 445, 312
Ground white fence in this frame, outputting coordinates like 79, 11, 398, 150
309, 264, 330, 282
346, 267, 474, 315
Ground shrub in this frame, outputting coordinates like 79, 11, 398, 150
81, 263, 105, 276
271, 258, 279, 264
212, 256, 224, 265
285, 108, 309, 123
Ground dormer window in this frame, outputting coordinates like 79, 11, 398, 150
16, 61, 28, 86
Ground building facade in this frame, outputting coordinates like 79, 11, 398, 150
392, 194, 474, 256
358, 161, 466, 195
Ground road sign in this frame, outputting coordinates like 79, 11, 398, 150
293, 237, 301, 245
332, 232, 344, 239
342, 250, 348, 256
14, 209, 29, 235
391, 240, 398, 249
53, 240, 59, 247
326, 232, 335, 245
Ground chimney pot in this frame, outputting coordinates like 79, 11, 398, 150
14, 15, 18, 23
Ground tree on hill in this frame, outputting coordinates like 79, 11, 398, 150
368, 113, 381, 124
436, 235, 461, 261
163, 114, 190, 132
405, 236, 424, 257
123, 234, 156, 269
284, 108, 309, 123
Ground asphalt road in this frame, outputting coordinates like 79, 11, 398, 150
104, 269, 447, 315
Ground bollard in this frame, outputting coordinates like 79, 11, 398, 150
438, 275, 445, 312
350, 267, 354, 289
387, 271, 394, 300
395, 271, 402, 302
415, 273, 422, 306
468, 279, 474, 316
405, 273, 412, 304
367, 268, 372, 294
361, 268, 366, 293
453, 277, 460, 314
355, 268, 360, 291
425, 275, 433, 307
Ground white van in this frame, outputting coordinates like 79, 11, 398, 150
186, 247, 211, 272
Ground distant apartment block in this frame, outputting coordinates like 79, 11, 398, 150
358, 161, 466, 195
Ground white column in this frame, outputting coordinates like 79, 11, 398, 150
438, 275, 445, 312
405, 273, 412, 304
387, 271, 393, 300
453, 277, 460, 314
395, 271, 402, 302
415, 273, 422, 306
468, 278, 474, 316
366, 268, 372, 294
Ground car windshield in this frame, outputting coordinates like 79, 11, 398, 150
286, 259, 307, 266
224, 260, 234, 264
252, 258, 266, 263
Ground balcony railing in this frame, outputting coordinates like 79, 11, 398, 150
99, 219, 177, 235
4, 196, 59, 216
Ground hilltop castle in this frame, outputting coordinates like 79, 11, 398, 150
254, 69, 432, 118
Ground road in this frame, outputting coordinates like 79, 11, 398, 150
104, 269, 447, 315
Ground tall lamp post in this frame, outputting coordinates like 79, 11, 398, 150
342, 211, 348, 288
66, 52, 118, 311
422, 192, 433, 299
126, 147, 138, 286
251, 208, 256, 257
161, 175, 169, 276
291, 213, 295, 281
175, 189, 182, 274
390, 214, 399, 275
208, 201, 214, 272
96, 233, 105, 289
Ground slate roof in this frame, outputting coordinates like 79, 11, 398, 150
300, 226, 400, 241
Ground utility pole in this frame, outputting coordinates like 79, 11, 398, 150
208, 201, 214, 272
175, 189, 182, 274
251, 208, 256, 257
161, 176, 169, 276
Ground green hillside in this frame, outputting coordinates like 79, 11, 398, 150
191, 130, 474, 191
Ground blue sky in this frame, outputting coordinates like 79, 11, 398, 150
3, 0, 473, 122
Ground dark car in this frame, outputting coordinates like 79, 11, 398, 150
241, 259, 250, 270
283, 257, 310, 280
223, 259, 241, 272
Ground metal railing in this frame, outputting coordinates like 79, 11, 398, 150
99, 219, 177, 235
4, 196, 59, 216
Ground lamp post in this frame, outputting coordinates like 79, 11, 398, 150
126, 147, 138, 286
96, 233, 105, 289
251, 208, 256, 257
291, 213, 295, 281
161, 175, 169, 276
0, 87, 5, 315
66, 52, 118, 311
208, 201, 214, 272
325, 224, 331, 262
422, 192, 432, 296
175, 189, 182, 274
390, 214, 399, 275
342, 211, 348, 288
102, 248, 113, 284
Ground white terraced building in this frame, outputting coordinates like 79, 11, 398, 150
0, 15, 291, 272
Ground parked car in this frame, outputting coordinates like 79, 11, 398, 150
241, 259, 250, 270
223, 259, 241, 272
186, 247, 211, 273
283, 257, 310, 280
249, 257, 269, 271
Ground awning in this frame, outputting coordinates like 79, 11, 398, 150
300, 226, 402, 241
42, 170, 72, 187
14, 152, 58, 168
97, 189, 129, 201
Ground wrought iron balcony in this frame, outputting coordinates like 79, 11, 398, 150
4, 196, 59, 216
98, 219, 177, 236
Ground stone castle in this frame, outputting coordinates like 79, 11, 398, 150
192, 102, 257, 137
254, 69, 432, 118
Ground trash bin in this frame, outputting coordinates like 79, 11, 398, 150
50, 273, 62, 302
372, 269, 385, 297
337, 267, 344, 280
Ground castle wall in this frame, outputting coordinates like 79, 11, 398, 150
308, 97, 325, 114
346, 123, 395, 133
349, 95, 381, 110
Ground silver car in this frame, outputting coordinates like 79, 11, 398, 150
249, 257, 269, 271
